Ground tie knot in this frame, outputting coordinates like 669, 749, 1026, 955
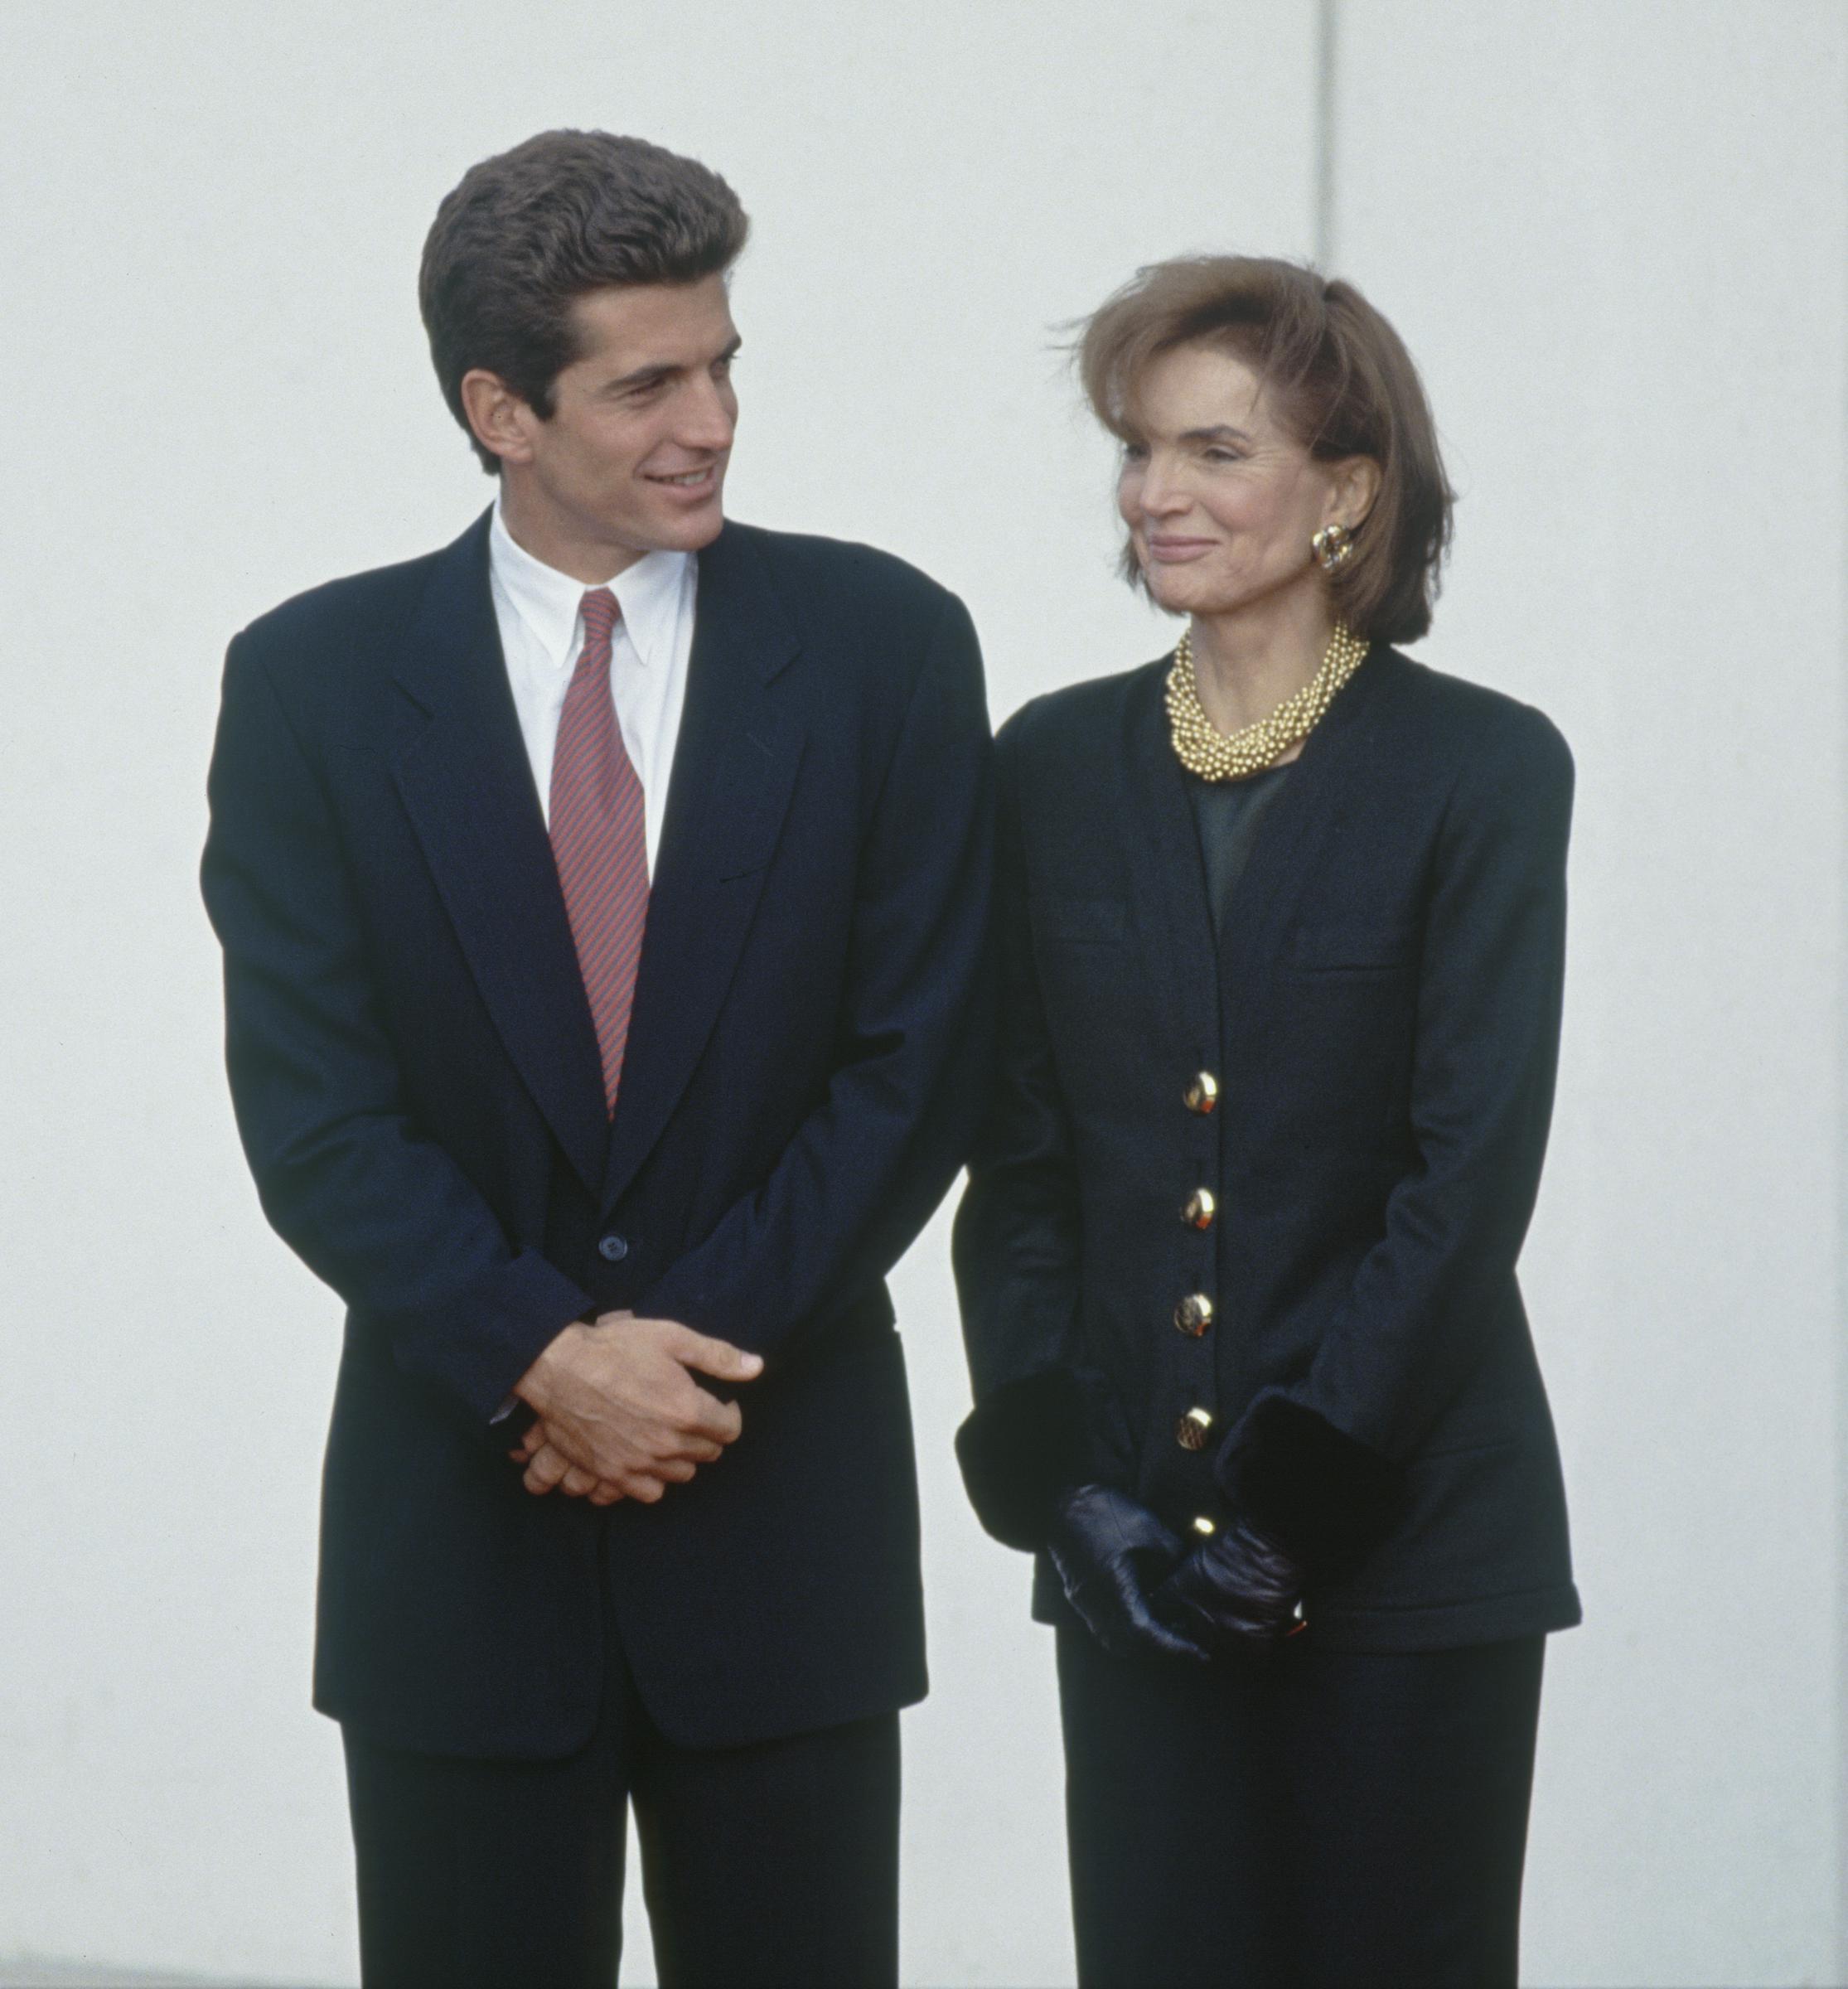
579, 588, 619, 646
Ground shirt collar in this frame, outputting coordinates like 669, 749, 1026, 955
490, 496, 692, 673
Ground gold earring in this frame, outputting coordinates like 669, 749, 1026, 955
1312, 522, 1353, 573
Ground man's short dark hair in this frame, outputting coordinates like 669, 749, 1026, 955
419, 129, 750, 474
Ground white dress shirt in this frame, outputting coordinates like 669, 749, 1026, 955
488, 497, 696, 877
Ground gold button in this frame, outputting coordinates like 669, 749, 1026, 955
1191, 1515, 1218, 1538
1173, 1293, 1214, 1338
1175, 1407, 1214, 1451
1183, 1072, 1220, 1115
1181, 1188, 1217, 1232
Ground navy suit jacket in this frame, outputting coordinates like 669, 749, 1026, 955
202, 511, 991, 1755
954, 649, 1580, 1652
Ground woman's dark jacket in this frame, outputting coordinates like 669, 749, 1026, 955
953, 646, 1581, 1652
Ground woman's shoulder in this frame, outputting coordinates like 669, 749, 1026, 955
995, 657, 1167, 763
1374, 648, 1573, 789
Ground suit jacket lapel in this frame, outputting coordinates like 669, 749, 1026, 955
389, 513, 610, 1196
1115, 646, 1398, 1059
1119, 665, 1221, 1066
600, 524, 805, 1213
1213, 646, 1395, 969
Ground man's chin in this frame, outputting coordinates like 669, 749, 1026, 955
682, 501, 727, 549
646, 496, 726, 553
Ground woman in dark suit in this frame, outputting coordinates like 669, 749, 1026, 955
954, 256, 1579, 1988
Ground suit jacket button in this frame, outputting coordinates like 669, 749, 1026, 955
1181, 1188, 1217, 1231
597, 1234, 629, 1262
1175, 1407, 1215, 1451
1184, 1072, 1220, 1115
1173, 1293, 1214, 1337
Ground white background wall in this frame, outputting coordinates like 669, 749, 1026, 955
0, 3, 1840, 1984
1332, 8, 1848, 1981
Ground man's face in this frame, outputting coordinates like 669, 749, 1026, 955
474, 273, 739, 573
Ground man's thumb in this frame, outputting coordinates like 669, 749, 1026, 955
674, 1328, 763, 1382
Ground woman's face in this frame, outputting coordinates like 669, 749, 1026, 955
1116, 341, 1352, 624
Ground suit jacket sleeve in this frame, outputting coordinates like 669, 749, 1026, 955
950, 712, 1135, 1551
636, 588, 993, 1365
1220, 704, 1575, 1573
201, 632, 593, 1430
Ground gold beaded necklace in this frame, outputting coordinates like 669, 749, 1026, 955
1165, 622, 1370, 782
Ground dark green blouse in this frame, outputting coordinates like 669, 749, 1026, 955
1184, 762, 1293, 938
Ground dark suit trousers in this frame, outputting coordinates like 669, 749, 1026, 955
342, 1577, 900, 1989
1057, 1626, 1545, 1989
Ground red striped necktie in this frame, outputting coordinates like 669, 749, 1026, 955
549, 588, 649, 1117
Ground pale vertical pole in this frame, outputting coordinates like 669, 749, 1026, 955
1313, 0, 1339, 268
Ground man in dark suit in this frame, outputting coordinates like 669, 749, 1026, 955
201, 129, 991, 1987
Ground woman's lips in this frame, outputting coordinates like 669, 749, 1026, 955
1146, 536, 1217, 564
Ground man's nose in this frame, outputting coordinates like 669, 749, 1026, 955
679, 375, 736, 453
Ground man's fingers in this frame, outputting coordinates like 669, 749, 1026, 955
665, 1323, 764, 1386
522, 1442, 571, 1495
680, 1386, 745, 1447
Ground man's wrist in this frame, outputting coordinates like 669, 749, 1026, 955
513, 1318, 588, 1417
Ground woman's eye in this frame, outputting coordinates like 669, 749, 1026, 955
1122, 444, 1149, 464
1202, 448, 1241, 464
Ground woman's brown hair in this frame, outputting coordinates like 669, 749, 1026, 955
1077, 256, 1453, 644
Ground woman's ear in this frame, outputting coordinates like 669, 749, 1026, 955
1329, 454, 1382, 532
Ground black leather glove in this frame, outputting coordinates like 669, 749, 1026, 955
1149, 1515, 1304, 1657
1046, 1484, 1209, 1663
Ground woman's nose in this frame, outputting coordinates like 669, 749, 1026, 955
1137, 462, 1189, 515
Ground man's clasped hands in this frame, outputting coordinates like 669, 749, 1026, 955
509, 1309, 763, 1504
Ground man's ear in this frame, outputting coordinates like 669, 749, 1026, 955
459, 369, 535, 467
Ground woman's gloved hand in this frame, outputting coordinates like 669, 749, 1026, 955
1149, 1515, 1304, 1657
1047, 1484, 1208, 1663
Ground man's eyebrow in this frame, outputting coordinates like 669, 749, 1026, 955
602, 336, 743, 394
602, 361, 677, 394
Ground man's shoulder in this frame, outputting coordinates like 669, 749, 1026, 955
718, 520, 956, 629
239, 548, 444, 649
230, 525, 476, 690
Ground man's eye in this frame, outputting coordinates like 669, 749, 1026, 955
1122, 444, 1149, 464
